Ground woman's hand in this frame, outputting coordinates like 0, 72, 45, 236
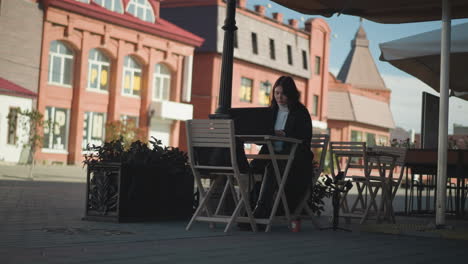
274, 130, 286, 137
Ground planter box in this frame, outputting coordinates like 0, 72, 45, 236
83, 162, 194, 222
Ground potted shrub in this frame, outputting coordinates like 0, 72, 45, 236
82, 137, 194, 222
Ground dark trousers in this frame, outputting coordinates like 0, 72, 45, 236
250, 158, 310, 217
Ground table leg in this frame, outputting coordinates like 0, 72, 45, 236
264, 142, 297, 232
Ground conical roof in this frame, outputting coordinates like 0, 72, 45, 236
337, 24, 388, 91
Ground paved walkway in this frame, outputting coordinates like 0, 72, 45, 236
1, 164, 468, 263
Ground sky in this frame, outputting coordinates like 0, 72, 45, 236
246, 0, 468, 134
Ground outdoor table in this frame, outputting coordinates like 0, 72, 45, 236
364, 150, 399, 223
404, 149, 468, 216
236, 134, 301, 232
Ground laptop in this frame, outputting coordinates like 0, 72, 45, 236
228, 107, 275, 135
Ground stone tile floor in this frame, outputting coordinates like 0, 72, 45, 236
1, 164, 468, 263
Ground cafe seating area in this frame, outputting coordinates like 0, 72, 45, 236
185, 119, 468, 233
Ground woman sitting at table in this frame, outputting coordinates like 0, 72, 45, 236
248, 75, 314, 221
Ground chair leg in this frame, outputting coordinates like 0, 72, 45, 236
350, 181, 366, 213
234, 174, 257, 232
360, 185, 380, 224
186, 177, 220, 231
214, 177, 233, 215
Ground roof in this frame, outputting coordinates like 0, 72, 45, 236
328, 90, 395, 129
47, 0, 204, 47
337, 25, 389, 91
0, 78, 37, 98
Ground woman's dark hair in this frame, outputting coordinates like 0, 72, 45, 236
270, 76, 301, 110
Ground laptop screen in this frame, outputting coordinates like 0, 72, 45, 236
229, 107, 275, 135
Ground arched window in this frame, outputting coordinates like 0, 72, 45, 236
122, 56, 142, 96
87, 49, 110, 92
94, 0, 123, 13
152, 64, 171, 101
48, 41, 74, 87
126, 0, 155, 23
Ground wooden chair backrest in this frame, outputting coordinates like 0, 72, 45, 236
329, 141, 367, 176
186, 119, 238, 171
311, 134, 330, 175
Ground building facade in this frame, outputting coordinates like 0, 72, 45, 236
327, 25, 395, 146
0, 0, 43, 97
161, 0, 330, 139
0, 78, 37, 163
33, 0, 203, 164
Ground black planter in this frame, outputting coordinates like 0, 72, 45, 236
83, 162, 194, 222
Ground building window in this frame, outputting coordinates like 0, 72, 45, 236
126, 0, 155, 23
251, 33, 258, 55
377, 135, 389, 146
314, 56, 321, 75
269, 39, 276, 60
351, 130, 362, 142
122, 56, 142, 96
48, 40, 74, 87
259, 81, 271, 106
7, 107, 20, 145
234, 31, 238, 49
240, 77, 253, 103
120, 115, 139, 126
287, 45, 293, 65
82, 112, 106, 150
312, 95, 319, 116
153, 64, 171, 101
366, 133, 376, 146
43, 107, 70, 151
94, 0, 123, 13
87, 49, 110, 92
302, 50, 308, 70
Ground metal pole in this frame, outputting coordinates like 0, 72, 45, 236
436, 0, 451, 227
210, 0, 237, 119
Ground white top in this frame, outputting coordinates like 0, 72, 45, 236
274, 104, 289, 152
274, 104, 289, 131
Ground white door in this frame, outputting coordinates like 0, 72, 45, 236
149, 118, 172, 147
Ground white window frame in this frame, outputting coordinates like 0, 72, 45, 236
87, 49, 110, 93
152, 64, 171, 101
126, 0, 155, 23
42, 107, 70, 154
82, 112, 106, 151
48, 41, 74, 87
94, 0, 124, 13
121, 56, 142, 97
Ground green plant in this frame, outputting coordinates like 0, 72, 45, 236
18, 109, 45, 179
306, 175, 333, 216
83, 137, 190, 176
105, 120, 146, 150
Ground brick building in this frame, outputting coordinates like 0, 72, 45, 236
328, 25, 395, 146
161, 0, 330, 138
0, 0, 42, 163
33, 0, 203, 164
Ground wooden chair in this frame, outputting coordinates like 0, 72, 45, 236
293, 134, 330, 227
185, 119, 257, 232
329, 141, 369, 218
361, 146, 407, 224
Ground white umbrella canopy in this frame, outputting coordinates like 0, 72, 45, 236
272, 0, 468, 23
379, 22, 468, 100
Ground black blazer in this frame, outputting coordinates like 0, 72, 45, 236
258, 103, 313, 156
251, 104, 314, 182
